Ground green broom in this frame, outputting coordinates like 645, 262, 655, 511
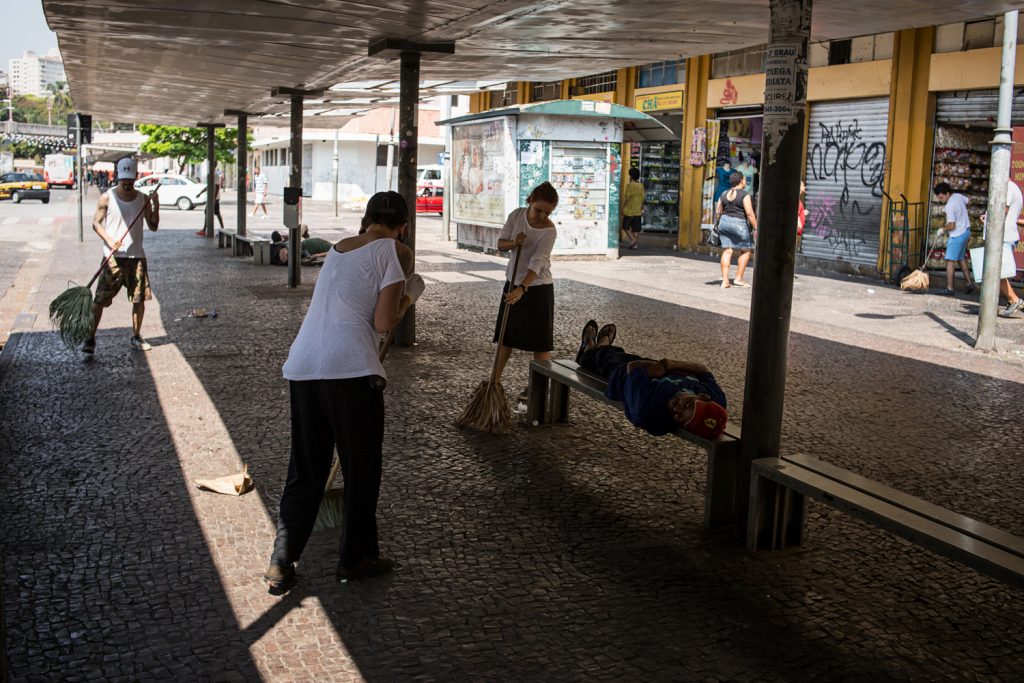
455, 244, 523, 434
49, 184, 160, 349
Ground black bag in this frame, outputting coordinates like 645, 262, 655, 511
705, 217, 722, 248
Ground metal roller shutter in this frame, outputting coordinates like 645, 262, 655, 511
935, 90, 1024, 126
803, 97, 889, 268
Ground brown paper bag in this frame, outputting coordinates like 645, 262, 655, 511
194, 464, 253, 496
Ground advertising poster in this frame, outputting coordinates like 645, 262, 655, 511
453, 120, 507, 225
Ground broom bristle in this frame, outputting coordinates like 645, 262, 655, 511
900, 269, 930, 292
314, 489, 345, 531
456, 380, 512, 434
48, 285, 95, 349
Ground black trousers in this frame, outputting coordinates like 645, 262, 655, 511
578, 345, 643, 378
272, 376, 386, 569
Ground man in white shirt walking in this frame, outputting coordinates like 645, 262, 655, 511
251, 165, 269, 219
933, 182, 977, 296
982, 179, 1024, 317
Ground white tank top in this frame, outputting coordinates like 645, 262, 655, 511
103, 189, 147, 258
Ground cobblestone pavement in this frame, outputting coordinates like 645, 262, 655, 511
1, 198, 1022, 681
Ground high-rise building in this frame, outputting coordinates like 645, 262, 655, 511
8, 49, 66, 97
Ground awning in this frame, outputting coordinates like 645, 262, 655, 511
438, 99, 675, 141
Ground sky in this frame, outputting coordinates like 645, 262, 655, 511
1, 1, 60, 71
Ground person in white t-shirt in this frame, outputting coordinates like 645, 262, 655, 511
933, 182, 977, 296
251, 165, 269, 219
265, 191, 424, 593
982, 179, 1024, 317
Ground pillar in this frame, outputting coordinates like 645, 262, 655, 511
395, 51, 421, 346
288, 93, 303, 288
739, 0, 812, 536
883, 27, 935, 275
205, 125, 216, 238
680, 55, 712, 248
236, 113, 248, 236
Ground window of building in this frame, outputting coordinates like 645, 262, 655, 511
637, 60, 686, 88
531, 81, 561, 102
576, 71, 617, 95
711, 45, 767, 79
828, 39, 852, 65
964, 19, 996, 50
492, 83, 519, 108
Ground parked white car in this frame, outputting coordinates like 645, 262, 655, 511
135, 173, 208, 211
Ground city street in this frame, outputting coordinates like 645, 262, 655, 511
0, 190, 1022, 680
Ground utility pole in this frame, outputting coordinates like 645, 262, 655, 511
975, 10, 1018, 351
197, 123, 225, 238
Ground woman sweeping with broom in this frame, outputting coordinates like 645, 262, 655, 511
457, 182, 559, 433
264, 191, 425, 593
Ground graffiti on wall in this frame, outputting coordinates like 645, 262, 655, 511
806, 118, 886, 258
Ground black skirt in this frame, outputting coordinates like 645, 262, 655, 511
492, 282, 554, 352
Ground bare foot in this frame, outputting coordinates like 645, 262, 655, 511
721, 280, 732, 289
732, 280, 751, 288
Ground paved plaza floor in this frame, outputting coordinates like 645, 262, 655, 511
1, 193, 1023, 681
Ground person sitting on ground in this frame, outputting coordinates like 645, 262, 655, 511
574, 320, 728, 439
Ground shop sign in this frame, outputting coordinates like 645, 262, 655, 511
719, 80, 738, 106
635, 91, 683, 112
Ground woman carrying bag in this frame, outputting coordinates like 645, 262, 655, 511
492, 181, 560, 400
716, 171, 758, 288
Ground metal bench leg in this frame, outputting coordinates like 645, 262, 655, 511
526, 370, 549, 426
549, 380, 570, 423
704, 439, 741, 528
746, 470, 805, 551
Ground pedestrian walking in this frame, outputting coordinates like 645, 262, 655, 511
251, 165, 269, 219
81, 157, 160, 354
716, 171, 757, 288
264, 191, 424, 593
492, 181, 559, 402
932, 182, 977, 296
982, 179, 1024, 317
621, 167, 644, 249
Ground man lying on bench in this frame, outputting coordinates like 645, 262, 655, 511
575, 320, 729, 439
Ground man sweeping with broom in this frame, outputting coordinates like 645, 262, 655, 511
81, 156, 160, 354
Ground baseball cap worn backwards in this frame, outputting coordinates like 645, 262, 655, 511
116, 157, 138, 180
684, 399, 728, 440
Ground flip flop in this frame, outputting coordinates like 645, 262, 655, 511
576, 319, 598, 362
596, 323, 617, 346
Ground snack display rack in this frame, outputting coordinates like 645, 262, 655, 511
630, 141, 680, 232
928, 126, 990, 266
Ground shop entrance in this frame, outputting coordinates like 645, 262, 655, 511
628, 113, 682, 233
700, 109, 763, 235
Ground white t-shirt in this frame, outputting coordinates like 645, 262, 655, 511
944, 193, 971, 238
499, 207, 557, 286
1005, 181, 1023, 243
103, 189, 147, 259
282, 239, 405, 381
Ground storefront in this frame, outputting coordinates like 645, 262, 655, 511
441, 100, 672, 258
801, 97, 890, 269
929, 89, 1024, 276
630, 90, 684, 232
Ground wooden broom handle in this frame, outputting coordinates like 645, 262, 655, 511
489, 243, 523, 384
85, 183, 161, 288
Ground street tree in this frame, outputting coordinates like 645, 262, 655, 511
139, 125, 249, 174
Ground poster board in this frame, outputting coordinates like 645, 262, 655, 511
452, 119, 509, 226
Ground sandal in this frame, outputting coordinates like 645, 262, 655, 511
576, 319, 598, 362
263, 562, 296, 595
596, 323, 617, 346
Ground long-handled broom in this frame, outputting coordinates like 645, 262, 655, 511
901, 225, 942, 292
49, 184, 160, 348
455, 244, 523, 434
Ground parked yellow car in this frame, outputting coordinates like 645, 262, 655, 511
0, 172, 51, 204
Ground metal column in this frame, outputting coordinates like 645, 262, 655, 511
395, 51, 421, 346
203, 125, 216, 238
237, 113, 248, 236
738, 0, 812, 537
976, 10, 1018, 351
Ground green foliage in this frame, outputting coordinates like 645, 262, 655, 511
138, 125, 251, 173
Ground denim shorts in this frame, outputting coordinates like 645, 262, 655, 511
719, 215, 754, 249
945, 232, 970, 261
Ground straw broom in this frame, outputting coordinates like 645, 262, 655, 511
901, 226, 941, 292
456, 244, 523, 434
49, 184, 160, 348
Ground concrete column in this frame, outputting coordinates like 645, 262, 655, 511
288, 93, 303, 288
237, 113, 248, 236
976, 10, 1018, 351
395, 50, 420, 347
205, 125, 216, 238
680, 55, 712, 248
737, 0, 812, 534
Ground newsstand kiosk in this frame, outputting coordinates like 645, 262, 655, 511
440, 100, 673, 258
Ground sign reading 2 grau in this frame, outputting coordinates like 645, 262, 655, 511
634, 91, 683, 113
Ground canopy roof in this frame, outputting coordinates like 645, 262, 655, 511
45, 0, 1022, 127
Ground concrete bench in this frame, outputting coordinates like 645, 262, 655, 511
216, 229, 270, 265
527, 359, 742, 528
747, 454, 1024, 589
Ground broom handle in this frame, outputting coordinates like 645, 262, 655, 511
488, 242, 523, 384
84, 184, 161, 289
